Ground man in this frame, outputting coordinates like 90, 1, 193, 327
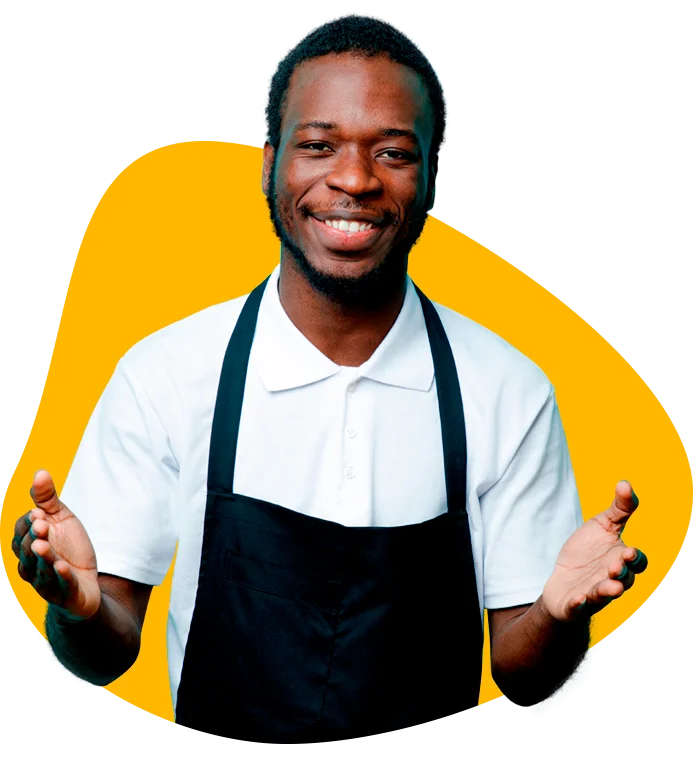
12, 15, 647, 743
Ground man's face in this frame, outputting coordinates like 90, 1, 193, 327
264, 52, 436, 303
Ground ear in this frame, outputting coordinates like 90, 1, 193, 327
426, 155, 438, 212
262, 142, 275, 197
427, 166, 441, 214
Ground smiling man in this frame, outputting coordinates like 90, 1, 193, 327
12, 16, 647, 744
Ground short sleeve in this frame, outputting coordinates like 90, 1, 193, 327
481, 388, 582, 610
60, 358, 179, 586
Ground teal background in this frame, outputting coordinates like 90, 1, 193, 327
0, 8, 696, 743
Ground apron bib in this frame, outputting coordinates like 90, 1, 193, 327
175, 277, 482, 743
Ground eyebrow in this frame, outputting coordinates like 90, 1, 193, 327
293, 121, 336, 133
293, 122, 419, 143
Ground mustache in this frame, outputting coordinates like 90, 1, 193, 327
298, 203, 399, 227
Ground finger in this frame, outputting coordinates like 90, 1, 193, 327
17, 559, 35, 584
625, 547, 649, 574
611, 563, 636, 592
53, 560, 81, 601
29, 518, 49, 540
563, 592, 590, 620
593, 577, 625, 600
19, 528, 38, 571
30, 470, 62, 515
31, 538, 58, 567
33, 565, 63, 605
604, 480, 639, 527
13, 511, 32, 541
34, 550, 60, 591
27, 540, 65, 603
53, 560, 85, 608
11, 535, 21, 558
13, 510, 50, 559
13, 509, 47, 556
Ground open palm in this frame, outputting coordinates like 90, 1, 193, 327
16, 470, 101, 618
543, 481, 648, 621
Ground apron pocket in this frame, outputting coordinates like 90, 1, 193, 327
225, 548, 343, 613
222, 548, 343, 722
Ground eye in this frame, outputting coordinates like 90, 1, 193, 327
301, 142, 333, 152
378, 149, 416, 162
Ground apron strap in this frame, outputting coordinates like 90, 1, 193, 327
207, 277, 269, 494
208, 276, 468, 517
414, 286, 469, 516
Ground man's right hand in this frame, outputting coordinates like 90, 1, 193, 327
12, 469, 101, 620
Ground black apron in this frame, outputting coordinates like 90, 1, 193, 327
175, 277, 483, 743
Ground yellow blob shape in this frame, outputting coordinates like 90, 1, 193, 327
1, 142, 692, 721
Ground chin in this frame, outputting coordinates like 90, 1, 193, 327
307, 249, 385, 278
289, 244, 405, 306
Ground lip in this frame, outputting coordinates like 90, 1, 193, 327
307, 214, 385, 252
310, 209, 386, 225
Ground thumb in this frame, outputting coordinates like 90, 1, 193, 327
604, 480, 639, 527
30, 470, 62, 515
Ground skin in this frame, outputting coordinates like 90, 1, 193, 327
11, 53, 648, 705
263, 53, 436, 367
13, 470, 151, 684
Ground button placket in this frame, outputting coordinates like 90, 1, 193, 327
338, 373, 363, 522
346, 377, 359, 442
343, 375, 360, 482
351, 378, 374, 526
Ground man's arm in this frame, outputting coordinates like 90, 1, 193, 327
13, 470, 154, 686
15, 355, 177, 686
488, 481, 648, 706
489, 601, 590, 706
45, 574, 153, 686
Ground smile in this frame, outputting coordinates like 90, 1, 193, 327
308, 214, 385, 250
322, 218, 375, 232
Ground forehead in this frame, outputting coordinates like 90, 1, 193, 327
281, 53, 433, 142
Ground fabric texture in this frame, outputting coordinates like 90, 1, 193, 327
61, 264, 583, 706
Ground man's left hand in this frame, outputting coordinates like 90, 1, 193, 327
542, 481, 648, 622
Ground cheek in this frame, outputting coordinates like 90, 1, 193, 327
274, 166, 308, 222
272, 177, 296, 228
392, 198, 421, 231
391, 173, 424, 211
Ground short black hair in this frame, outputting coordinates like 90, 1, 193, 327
265, 15, 446, 169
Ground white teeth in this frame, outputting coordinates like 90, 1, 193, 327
322, 218, 375, 232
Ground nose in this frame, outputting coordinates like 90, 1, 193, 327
325, 149, 383, 197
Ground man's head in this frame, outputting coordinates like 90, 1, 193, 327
262, 16, 446, 305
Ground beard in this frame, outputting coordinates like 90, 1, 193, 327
265, 165, 430, 308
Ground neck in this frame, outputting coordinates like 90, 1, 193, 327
277, 250, 407, 367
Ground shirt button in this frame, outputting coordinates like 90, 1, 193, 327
347, 428, 357, 439
344, 465, 356, 480
347, 382, 357, 394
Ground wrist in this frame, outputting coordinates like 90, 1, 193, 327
536, 594, 556, 623
48, 596, 102, 626
535, 597, 593, 661
531, 596, 589, 635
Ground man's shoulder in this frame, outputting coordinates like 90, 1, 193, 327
119, 293, 250, 382
433, 300, 552, 398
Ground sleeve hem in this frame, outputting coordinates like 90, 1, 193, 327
95, 555, 169, 587
484, 588, 544, 610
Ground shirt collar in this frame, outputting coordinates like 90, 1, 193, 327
252, 265, 434, 393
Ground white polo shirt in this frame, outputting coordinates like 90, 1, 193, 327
61, 264, 582, 706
